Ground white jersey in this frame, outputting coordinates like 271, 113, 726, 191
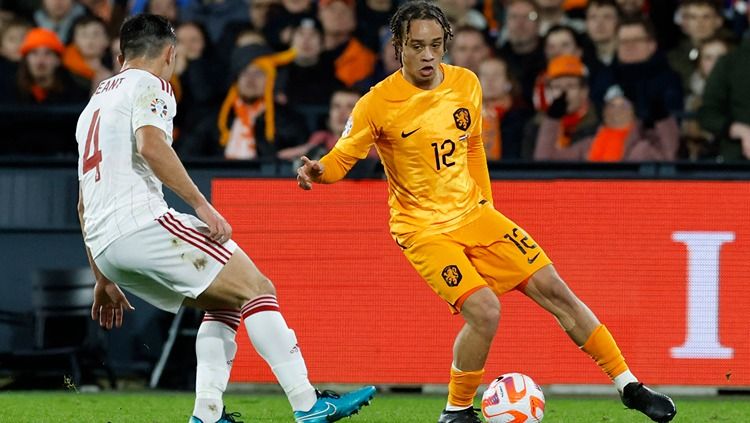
76, 68, 177, 257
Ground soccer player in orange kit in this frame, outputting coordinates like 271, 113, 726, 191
297, 1, 676, 422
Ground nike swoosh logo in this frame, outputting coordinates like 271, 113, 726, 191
527, 252, 540, 264
296, 402, 337, 421
401, 128, 420, 138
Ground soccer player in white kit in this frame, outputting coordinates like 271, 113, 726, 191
75, 14, 374, 423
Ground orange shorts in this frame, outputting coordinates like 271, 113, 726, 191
402, 205, 552, 314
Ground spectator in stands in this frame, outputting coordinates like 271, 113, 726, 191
524, 55, 600, 159
62, 15, 113, 91
668, 0, 725, 92
216, 44, 308, 160
0, 17, 29, 62
615, 0, 644, 18
250, 0, 278, 34
172, 21, 222, 155
680, 36, 730, 160
448, 25, 490, 74
583, 0, 619, 109
355, 0, 395, 51
544, 24, 581, 59
535, 83, 678, 161
284, 17, 338, 108
0, 5, 28, 22
0, 17, 29, 97
585, 0, 619, 66
479, 56, 533, 160
33, 0, 87, 44
146, 0, 179, 23
437, 0, 487, 30
533, 24, 582, 112
12, 27, 88, 104
181, 0, 249, 44
264, 0, 316, 50
131, 0, 190, 15
614, 17, 683, 124
234, 28, 266, 47
281, 87, 363, 161
698, 29, 750, 161
78, 0, 112, 22
497, 0, 546, 105
536, 0, 585, 34
0, 27, 87, 156
318, 0, 376, 87
0, 7, 18, 25
78, 0, 129, 37
356, 28, 400, 90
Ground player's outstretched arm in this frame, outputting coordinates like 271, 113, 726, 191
135, 125, 231, 243
297, 156, 325, 190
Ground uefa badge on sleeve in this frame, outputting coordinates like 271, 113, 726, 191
150, 98, 169, 119
341, 115, 353, 137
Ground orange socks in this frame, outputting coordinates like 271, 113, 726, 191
447, 366, 484, 409
581, 324, 629, 380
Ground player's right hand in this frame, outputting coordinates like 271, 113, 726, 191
195, 202, 232, 244
92, 279, 134, 330
297, 156, 324, 190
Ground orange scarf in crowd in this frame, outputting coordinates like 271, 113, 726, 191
63, 45, 95, 80
563, 0, 588, 10
482, 104, 508, 160
30, 85, 47, 102
217, 48, 296, 146
587, 125, 633, 162
334, 38, 377, 87
557, 104, 587, 148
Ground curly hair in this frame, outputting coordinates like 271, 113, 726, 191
389, 1, 453, 61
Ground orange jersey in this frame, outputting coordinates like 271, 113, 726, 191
323, 64, 491, 244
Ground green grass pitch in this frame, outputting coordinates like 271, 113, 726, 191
0, 391, 748, 422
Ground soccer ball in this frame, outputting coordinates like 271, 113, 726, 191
481, 373, 545, 423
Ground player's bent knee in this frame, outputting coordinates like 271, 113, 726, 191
461, 288, 501, 334
532, 267, 577, 304
242, 275, 276, 300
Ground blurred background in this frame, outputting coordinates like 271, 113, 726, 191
0, 0, 749, 396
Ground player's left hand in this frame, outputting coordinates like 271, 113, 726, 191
195, 202, 232, 244
92, 279, 135, 330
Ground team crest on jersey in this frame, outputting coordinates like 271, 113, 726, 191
453, 108, 471, 131
442, 265, 462, 287
341, 115, 353, 137
150, 98, 169, 119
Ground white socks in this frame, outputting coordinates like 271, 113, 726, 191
614, 369, 638, 393
192, 295, 318, 422
192, 316, 239, 423
242, 295, 317, 412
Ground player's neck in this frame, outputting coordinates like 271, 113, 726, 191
120, 58, 168, 80
402, 65, 444, 90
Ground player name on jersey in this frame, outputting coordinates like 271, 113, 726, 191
94, 77, 125, 95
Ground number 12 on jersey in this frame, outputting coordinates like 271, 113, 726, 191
83, 108, 103, 182
431, 139, 456, 170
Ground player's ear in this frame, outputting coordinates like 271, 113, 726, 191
117, 53, 124, 67
165, 44, 176, 64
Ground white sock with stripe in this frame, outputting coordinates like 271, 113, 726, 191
193, 311, 240, 423
242, 295, 317, 412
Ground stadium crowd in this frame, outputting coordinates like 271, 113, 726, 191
0, 0, 749, 162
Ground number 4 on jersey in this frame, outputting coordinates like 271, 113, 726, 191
83, 108, 103, 181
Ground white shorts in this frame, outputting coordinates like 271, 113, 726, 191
94, 209, 238, 313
